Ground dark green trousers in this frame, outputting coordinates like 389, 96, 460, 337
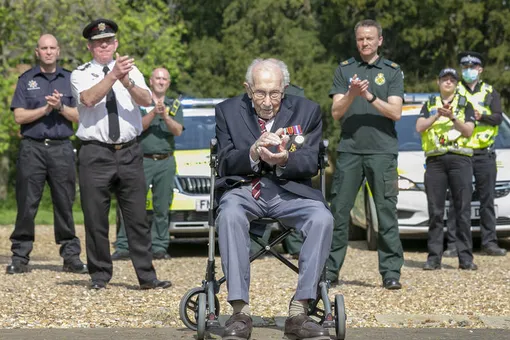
115, 156, 176, 253
326, 152, 403, 281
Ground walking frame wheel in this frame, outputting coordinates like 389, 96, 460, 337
334, 294, 346, 340
196, 293, 206, 339
179, 287, 220, 331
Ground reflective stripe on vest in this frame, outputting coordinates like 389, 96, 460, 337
421, 94, 473, 157
457, 82, 498, 149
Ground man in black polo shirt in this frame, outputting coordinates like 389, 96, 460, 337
6, 34, 87, 275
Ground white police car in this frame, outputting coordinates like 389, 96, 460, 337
349, 93, 510, 250
120, 99, 224, 238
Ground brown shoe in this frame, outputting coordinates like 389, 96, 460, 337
284, 313, 329, 340
223, 312, 252, 339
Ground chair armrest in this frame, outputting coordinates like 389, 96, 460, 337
210, 138, 218, 169
319, 139, 329, 170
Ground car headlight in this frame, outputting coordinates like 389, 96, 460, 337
398, 176, 424, 191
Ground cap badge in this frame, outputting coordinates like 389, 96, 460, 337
98, 22, 106, 32
375, 73, 386, 86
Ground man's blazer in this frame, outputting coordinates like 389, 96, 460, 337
215, 93, 325, 204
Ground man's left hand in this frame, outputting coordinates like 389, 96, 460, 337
474, 110, 482, 121
258, 129, 290, 166
45, 89, 63, 111
258, 147, 288, 166
438, 106, 453, 119
155, 100, 166, 116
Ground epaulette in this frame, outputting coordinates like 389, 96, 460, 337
76, 63, 91, 71
339, 58, 355, 67
384, 59, 400, 69
18, 68, 34, 79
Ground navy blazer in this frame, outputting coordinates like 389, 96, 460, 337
215, 93, 325, 204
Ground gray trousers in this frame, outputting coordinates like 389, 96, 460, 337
216, 178, 333, 304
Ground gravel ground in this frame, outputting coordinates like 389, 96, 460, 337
1, 225, 509, 330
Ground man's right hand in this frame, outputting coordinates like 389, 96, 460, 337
111, 52, 134, 80
348, 74, 369, 97
251, 131, 282, 162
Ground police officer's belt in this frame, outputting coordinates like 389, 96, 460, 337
24, 137, 69, 145
82, 139, 137, 150
143, 152, 173, 160
473, 147, 494, 155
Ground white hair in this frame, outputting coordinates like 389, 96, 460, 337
245, 58, 290, 89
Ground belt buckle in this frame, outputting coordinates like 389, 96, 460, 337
152, 155, 158, 160
44, 139, 50, 146
114, 144, 122, 150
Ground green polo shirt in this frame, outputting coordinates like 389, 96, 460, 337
139, 96, 184, 154
285, 83, 305, 97
329, 56, 404, 155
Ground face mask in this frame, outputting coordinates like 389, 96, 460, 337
462, 68, 479, 83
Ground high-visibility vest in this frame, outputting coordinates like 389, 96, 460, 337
421, 94, 473, 157
457, 82, 497, 149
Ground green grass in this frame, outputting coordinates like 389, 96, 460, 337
0, 184, 118, 225
0, 206, 117, 225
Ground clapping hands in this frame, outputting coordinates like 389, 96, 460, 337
254, 128, 290, 166
437, 104, 454, 120
45, 89, 63, 113
154, 100, 166, 116
112, 52, 135, 87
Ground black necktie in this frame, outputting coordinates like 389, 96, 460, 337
103, 66, 120, 142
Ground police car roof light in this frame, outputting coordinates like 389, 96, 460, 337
181, 98, 227, 108
404, 93, 439, 104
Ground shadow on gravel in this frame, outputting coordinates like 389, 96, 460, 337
0, 254, 10, 264
403, 259, 456, 270
168, 239, 220, 258
58, 280, 142, 290
57, 279, 90, 288
336, 279, 377, 288
30, 264, 63, 272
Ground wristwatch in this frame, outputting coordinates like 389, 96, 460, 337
451, 117, 457, 122
125, 78, 135, 90
368, 93, 377, 103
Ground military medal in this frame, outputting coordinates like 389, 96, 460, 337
282, 125, 302, 135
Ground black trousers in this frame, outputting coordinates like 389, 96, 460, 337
425, 153, 473, 264
446, 151, 498, 248
78, 141, 156, 285
11, 138, 81, 264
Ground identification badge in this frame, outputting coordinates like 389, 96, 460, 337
447, 129, 461, 141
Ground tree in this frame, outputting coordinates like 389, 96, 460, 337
0, 0, 188, 200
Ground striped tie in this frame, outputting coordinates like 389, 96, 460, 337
251, 118, 267, 199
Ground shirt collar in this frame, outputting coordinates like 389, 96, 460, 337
91, 59, 116, 70
358, 56, 383, 69
33, 65, 65, 77
461, 80, 483, 94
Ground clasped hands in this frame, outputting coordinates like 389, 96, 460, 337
251, 128, 290, 167
154, 100, 167, 117
437, 104, 455, 120
45, 89, 63, 114
349, 74, 373, 101
111, 52, 135, 88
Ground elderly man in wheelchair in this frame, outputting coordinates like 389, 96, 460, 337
214, 58, 334, 340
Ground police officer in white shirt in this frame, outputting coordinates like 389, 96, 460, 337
71, 18, 171, 290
